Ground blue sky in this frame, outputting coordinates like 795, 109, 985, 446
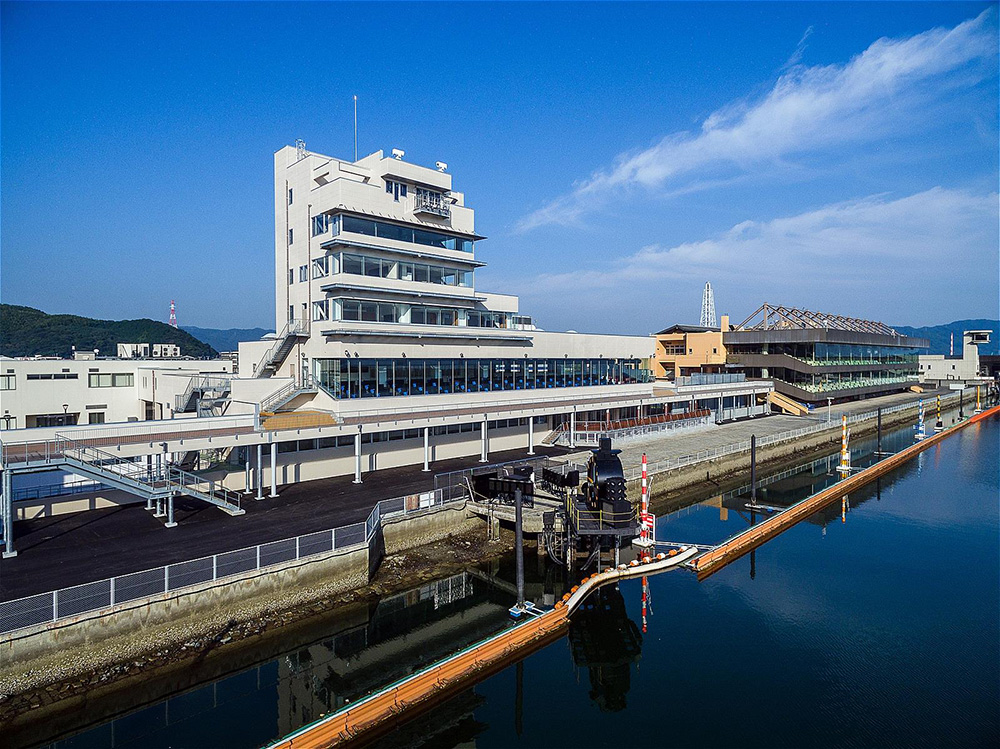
2, 1, 997, 333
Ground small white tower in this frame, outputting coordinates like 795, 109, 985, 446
700, 282, 717, 328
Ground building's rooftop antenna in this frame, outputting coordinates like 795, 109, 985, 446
169, 300, 178, 328
700, 282, 717, 328
295, 139, 307, 162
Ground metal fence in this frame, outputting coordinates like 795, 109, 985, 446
0, 486, 466, 637
622, 393, 957, 481
571, 414, 712, 446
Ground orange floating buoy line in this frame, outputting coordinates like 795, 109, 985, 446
693, 405, 1000, 581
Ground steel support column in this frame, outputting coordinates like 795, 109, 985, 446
527, 417, 535, 456
353, 429, 363, 484
256, 443, 264, 501
269, 441, 278, 497
422, 427, 430, 472
480, 419, 489, 463
165, 494, 177, 528
2, 469, 15, 558
569, 411, 576, 449
243, 449, 252, 494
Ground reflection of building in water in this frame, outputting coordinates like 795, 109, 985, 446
277, 572, 508, 736
567, 586, 642, 712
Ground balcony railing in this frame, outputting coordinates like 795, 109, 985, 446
412, 192, 451, 218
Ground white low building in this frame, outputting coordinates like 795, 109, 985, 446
919, 330, 992, 385
0, 357, 233, 429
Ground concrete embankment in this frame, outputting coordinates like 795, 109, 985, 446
0, 501, 485, 733
632, 396, 949, 506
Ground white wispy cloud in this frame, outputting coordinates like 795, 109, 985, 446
518, 11, 997, 232
503, 187, 998, 328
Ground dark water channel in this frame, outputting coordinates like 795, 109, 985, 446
31, 412, 1000, 748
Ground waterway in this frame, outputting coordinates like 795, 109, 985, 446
26, 412, 1000, 748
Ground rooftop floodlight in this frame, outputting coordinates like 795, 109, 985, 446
392, 148, 405, 160
435, 161, 448, 172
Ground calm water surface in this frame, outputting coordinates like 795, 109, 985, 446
38, 414, 999, 748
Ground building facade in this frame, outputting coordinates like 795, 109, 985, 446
652, 316, 730, 381
238, 145, 654, 421
724, 304, 928, 403
918, 330, 992, 385
0, 357, 233, 430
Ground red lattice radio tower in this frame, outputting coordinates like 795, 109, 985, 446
169, 300, 178, 328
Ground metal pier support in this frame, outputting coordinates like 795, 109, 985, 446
515, 487, 525, 610
269, 441, 278, 498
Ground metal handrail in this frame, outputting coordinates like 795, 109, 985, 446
56, 435, 242, 511
175, 375, 232, 412
0, 487, 466, 636
253, 319, 309, 378
412, 191, 451, 217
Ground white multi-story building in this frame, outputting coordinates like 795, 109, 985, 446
237, 145, 656, 426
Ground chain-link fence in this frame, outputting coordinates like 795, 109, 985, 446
0, 487, 464, 637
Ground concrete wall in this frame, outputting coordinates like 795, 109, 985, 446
0, 359, 232, 431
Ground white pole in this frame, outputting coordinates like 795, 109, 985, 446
353, 95, 358, 161
353, 429, 363, 484
243, 451, 251, 494
569, 411, 576, 449
527, 417, 535, 456
269, 440, 278, 498
479, 420, 488, 463
256, 443, 264, 500
422, 427, 430, 472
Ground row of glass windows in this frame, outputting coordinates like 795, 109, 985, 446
317, 299, 523, 328
26, 373, 78, 380
89, 373, 135, 388
314, 358, 651, 399
730, 342, 921, 364
755, 367, 918, 393
309, 252, 473, 287
311, 213, 474, 252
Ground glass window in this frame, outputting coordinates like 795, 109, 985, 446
457, 271, 472, 287
342, 254, 363, 275
429, 266, 445, 285
360, 361, 377, 397
414, 264, 429, 283
312, 300, 328, 321
377, 361, 392, 396
299, 265, 308, 282
342, 216, 377, 236
312, 256, 328, 278
364, 257, 381, 277
360, 302, 378, 322
288, 268, 294, 285
425, 360, 441, 395
342, 301, 361, 321
288, 229, 294, 245
411, 307, 426, 324
440, 360, 453, 394
377, 222, 410, 242
399, 263, 414, 281
393, 359, 409, 396
378, 303, 398, 323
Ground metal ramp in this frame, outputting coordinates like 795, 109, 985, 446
59, 438, 244, 516
254, 319, 310, 378
769, 390, 809, 416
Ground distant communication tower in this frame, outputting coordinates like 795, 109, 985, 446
169, 300, 178, 328
700, 282, 717, 328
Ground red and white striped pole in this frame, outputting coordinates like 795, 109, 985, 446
641, 575, 648, 633
640, 453, 649, 544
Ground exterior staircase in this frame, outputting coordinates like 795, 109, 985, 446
174, 375, 232, 415
254, 319, 310, 378
768, 390, 809, 416
259, 374, 323, 414
57, 436, 244, 516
